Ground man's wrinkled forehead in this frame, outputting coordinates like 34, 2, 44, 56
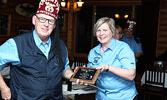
124, 28, 134, 33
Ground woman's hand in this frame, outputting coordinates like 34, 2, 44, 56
96, 64, 109, 72
96, 64, 136, 81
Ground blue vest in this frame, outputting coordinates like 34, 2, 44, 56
11, 32, 64, 100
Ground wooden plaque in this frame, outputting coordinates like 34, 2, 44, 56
70, 67, 100, 84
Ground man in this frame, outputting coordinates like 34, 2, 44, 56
0, 0, 73, 99
121, 19, 143, 62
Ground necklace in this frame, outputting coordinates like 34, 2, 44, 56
101, 47, 106, 52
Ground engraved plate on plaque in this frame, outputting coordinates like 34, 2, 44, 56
70, 67, 100, 84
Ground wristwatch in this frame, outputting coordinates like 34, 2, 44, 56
106, 65, 110, 72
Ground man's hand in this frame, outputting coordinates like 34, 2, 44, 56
74, 66, 88, 86
1, 86, 11, 100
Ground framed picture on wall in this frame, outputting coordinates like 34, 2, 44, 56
17, 25, 32, 35
19, 29, 30, 34
0, 13, 11, 37
58, 13, 67, 33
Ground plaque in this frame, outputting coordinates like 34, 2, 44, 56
70, 67, 100, 84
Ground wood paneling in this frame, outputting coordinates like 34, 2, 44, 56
0, 0, 38, 45
85, 1, 141, 6
156, 0, 167, 56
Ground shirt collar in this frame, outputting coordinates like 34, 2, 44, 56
95, 38, 116, 54
33, 30, 51, 47
108, 38, 116, 51
122, 35, 134, 40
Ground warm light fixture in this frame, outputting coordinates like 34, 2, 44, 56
77, 0, 84, 7
124, 14, 129, 19
60, 0, 84, 12
114, 13, 129, 19
61, 0, 66, 7
115, 13, 120, 19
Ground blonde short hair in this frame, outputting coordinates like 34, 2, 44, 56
93, 17, 115, 37
115, 25, 123, 34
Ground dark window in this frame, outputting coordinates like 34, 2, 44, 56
76, 6, 93, 53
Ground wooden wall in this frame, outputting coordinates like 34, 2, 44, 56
141, 0, 160, 64
156, 0, 167, 56
0, 0, 39, 45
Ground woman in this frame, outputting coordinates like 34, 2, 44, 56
114, 25, 123, 40
87, 17, 138, 100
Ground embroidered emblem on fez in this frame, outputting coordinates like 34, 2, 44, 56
45, 2, 56, 13
124, 19, 136, 30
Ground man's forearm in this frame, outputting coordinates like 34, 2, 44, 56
0, 71, 8, 90
62, 68, 73, 80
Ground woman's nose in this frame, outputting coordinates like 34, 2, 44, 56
100, 31, 104, 35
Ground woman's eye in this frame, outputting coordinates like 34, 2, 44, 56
103, 29, 107, 32
97, 30, 101, 32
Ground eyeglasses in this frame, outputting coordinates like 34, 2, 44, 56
35, 15, 56, 25
116, 31, 123, 34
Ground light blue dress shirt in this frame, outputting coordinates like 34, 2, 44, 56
0, 30, 70, 73
87, 39, 138, 100
121, 35, 143, 62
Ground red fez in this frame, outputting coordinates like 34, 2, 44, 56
36, 0, 60, 19
124, 19, 136, 31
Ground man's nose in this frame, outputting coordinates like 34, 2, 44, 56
44, 20, 50, 26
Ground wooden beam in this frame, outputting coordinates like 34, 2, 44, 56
84, 1, 141, 6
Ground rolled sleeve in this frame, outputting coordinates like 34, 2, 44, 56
119, 45, 136, 69
0, 39, 20, 70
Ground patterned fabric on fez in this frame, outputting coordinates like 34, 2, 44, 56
36, 0, 60, 19
124, 19, 136, 31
